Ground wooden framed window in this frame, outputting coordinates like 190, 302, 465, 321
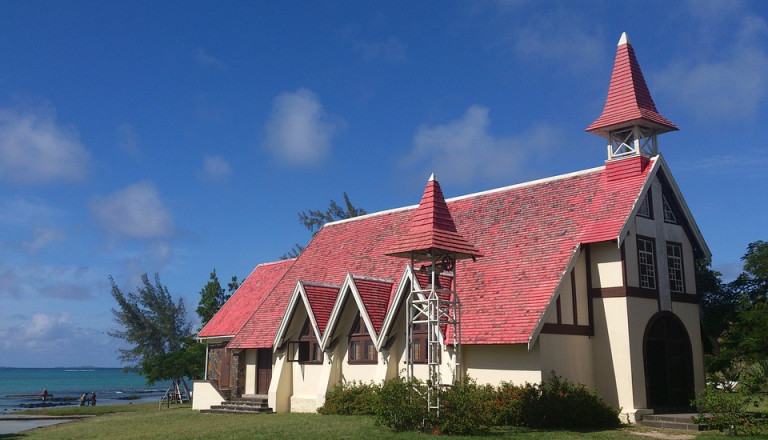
410, 323, 428, 364
662, 195, 678, 224
666, 242, 685, 294
349, 314, 377, 364
637, 236, 657, 290
291, 318, 322, 364
637, 192, 652, 219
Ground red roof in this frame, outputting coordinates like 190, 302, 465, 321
198, 259, 293, 338
386, 175, 481, 260
586, 32, 677, 136
302, 282, 339, 336
228, 159, 656, 349
351, 276, 394, 335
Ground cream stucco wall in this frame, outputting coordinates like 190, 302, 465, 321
539, 334, 594, 387
591, 242, 623, 288
463, 343, 542, 386
191, 380, 226, 410
244, 349, 257, 395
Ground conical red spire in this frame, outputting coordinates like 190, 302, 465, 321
586, 32, 677, 136
386, 174, 481, 261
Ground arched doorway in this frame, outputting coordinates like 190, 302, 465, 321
643, 312, 695, 412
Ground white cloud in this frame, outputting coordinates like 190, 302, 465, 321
197, 49, 225, 68
0, 104, 90, 185
263, 88, 342, 165
0, 262, 95, 300
116, 122, 141, 157
25, 226, 66, 252
655, 13, 768, 121
403, 105, 559, 185
513, 25, 604, 73
202, 155, 232, 181
90, 181, 174, 240
354, 37, 407, 63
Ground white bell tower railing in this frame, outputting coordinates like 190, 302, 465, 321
405, 253, 461, 417
607, 125, 658, 160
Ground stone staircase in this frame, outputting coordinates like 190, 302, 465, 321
637, 413, 704, 431
201, 396, 274, 415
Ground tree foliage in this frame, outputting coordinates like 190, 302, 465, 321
109, 273, 192, 374
196, 269, 238, 326
705, 240, 768, 391
282, 192, 366, 259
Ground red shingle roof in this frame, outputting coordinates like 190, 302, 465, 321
198, 259, 293, 338
302, 282, 339, 336
586, 32, 677, 136
386, 175, 481, 260
228, 159, 656, 349
351, 276, 395, 335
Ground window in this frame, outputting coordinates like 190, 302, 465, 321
410, 323, 428, 364
637, 236, 657, 290
667, 242, 684, 294
637, 193, 652, 218
299, 319, 322, 364
662, 195, 677, 223
349, 314, 377, 364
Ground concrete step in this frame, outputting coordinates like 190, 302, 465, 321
201, 408, 274, 415
201, 397, 273, 415
637, 413, 704, 431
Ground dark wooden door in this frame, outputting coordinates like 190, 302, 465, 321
257, 349, 272, 395
644, 313, 695, 412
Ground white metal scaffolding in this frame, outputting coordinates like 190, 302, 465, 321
405, 255, 461, 417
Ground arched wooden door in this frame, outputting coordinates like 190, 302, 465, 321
643, 312, 695, 412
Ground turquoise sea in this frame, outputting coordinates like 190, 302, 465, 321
0, 368, 166, 412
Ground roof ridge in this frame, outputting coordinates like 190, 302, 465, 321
323, 165, 606, 228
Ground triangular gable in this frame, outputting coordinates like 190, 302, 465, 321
272, 280, 340, 349
198, 259, 293, 339
321, 273, 394, 350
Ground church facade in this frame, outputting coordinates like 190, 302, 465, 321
193, 33, 709, 423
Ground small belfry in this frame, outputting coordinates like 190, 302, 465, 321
586, 32, 677, 160
386, 173, 481, 417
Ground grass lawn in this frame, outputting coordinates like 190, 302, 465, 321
1, 403, 744, 440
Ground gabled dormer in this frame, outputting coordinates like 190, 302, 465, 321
587, 32, 677, 179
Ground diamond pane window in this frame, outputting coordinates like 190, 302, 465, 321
663, 195, 677, 223
637, 193, 651, 218
638, 237, 656, 290
667, 242, 684, 294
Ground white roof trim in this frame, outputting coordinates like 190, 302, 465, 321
377, 265, 416, 350
528, 244, 583, 351
272, 281, 326, 350
321, 166, 606, 229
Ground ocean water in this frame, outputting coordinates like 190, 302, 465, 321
0, 368, 166, 412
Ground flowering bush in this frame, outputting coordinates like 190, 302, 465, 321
692, 384, 766, 435
373, 377, 430, 432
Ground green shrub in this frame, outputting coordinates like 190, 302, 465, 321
518, 373, 620, 430
318, 381, 379, 415
692, 384, 766, 435
494, 381, 534, 426
373, 377, 430, 432
436, 377, 496, 435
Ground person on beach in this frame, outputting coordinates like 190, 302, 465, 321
90, 392, 96, 406
80, 393, 87, 406
41, 388, 48, 401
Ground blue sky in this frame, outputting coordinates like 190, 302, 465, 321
1, 1, 766, 368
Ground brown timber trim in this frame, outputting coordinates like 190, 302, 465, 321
591, 286, 658, 300
556, 296, 562, 324
571, 270, 578, 326
541, 323, 593, 336
671, 293, 700, 304
585, 245, 595, 335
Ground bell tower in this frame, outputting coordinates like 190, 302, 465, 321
386, 174, 481, 417
586, 32, 677, 162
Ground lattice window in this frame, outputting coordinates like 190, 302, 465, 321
637, 193, 652, 218
410, 323, 428, 364
667, 242, 684, 294
299, 318, 322, 364
663, 195, 677, 223
638, 237, 657, 290
349, 314, 377, 363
